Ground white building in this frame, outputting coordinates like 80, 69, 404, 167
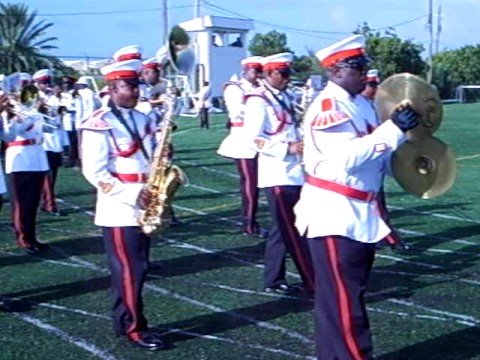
179, 15, 254, 99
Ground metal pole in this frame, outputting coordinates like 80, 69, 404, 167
194, 0, 200, 18
162, 0, 168, 44
427, 0, 433, 83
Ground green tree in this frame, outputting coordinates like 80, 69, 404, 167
432, 45, 480, 99
355, 23, 427, 80
0, 3, 60, 74
248, 30, 292, 57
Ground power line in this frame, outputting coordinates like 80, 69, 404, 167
35, 5, 191, 17
201, 0, 428, 38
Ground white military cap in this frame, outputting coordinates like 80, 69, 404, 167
240, 56, 263, 69
32, 69, 53, 82
101, 59, 142, 81
315, 34, 366, 67
261, 52, 293, 71
366, 69, 379, 82
113, 45, 143, 62
19, 72, 32, 83
142, 57, 160, 70
76, 76, 89, 85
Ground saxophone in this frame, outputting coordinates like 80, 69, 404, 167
138, 94, 188, 235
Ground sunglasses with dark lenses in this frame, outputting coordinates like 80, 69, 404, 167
367, 82, 379, 88
276, 69, 292, 78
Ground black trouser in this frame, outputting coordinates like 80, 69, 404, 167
199, 107, 209, 129
102, 226, 150, 340
41, 151, 63, 212
308, 236, 376, 360
263, 185, 314, 291
235, 157, 259, 234
9, 171, 47, 249
67, 128, 79, 166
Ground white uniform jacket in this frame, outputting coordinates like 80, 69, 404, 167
243, 82, 304, 188
79, 106, 154, 227
294, 81, 406, 243
3, 112, 49, 173
217, 78, 258, 159
61, 91, 76, 132
75, 87, 96, 128
43, 95, 66, 153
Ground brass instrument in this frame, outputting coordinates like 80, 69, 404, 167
138, 25, 192, 235
4, 85, 58, 129
375, 73, 456, 198
138, 95, 188, 235
375, 73, 443, 139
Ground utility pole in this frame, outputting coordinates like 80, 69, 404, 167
427, 0, 433, 83
162, 0, 168, 44
194, 0, 200, 18
435, 6, 442, 55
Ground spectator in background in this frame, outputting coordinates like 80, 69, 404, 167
196, 81, 212, 129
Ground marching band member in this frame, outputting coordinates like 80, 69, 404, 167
79, 59, 166, 351
243, 53, 314, 294
294, 35, 419, 359
4, 71, 50, 254
218, 56, 268, 238
61, 76, 77, 167
41, 83, 67, 216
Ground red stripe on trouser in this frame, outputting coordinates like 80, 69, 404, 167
273, 186, 314, 290
238, 158, 256, 233
11, 174, 28, 248
111, 227, 141, 341
41, 174, 56, 212
325, 237, 364, 360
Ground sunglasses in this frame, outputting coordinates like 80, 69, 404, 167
275, 69, 292, 78
367, 82, 379, 88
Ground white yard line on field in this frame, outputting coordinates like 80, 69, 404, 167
15, 313, 120, 360
179, 159, 240, 179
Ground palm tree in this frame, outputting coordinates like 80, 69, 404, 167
0, 3, 58, 74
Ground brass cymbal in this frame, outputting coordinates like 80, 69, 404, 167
375, 73, 443, 138
392, 137, 456, 199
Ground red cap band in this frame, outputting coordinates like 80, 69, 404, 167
117, 53, 142, 61
263, 62, 291, 71
244, 63, 263, 71
142, 63, 160, 70
321, 48, 365, 67
35, 75, 51, 82
104, 70, 138, 81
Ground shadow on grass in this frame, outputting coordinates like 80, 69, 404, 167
378, 327, 480, 360
158, 296, 313, 345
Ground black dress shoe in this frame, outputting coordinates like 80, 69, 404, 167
264, 283, 298, 294
128, 332, 167, 351
34, 242, 50, 251
41, 208, 64, 217
244, 227, 269, 239
24, 246, 39, 255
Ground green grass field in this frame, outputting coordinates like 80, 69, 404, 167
1, 104, 480, 360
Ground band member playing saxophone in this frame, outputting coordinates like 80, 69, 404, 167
79, 58, 166, 351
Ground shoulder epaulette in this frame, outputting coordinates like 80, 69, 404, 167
310, 97, 351, 129
78, 108, 112, 130
223, 80, 242, 92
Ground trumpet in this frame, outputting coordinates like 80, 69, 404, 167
0, 85, 59, 129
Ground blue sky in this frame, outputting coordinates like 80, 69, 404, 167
21, 0, 480, 60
